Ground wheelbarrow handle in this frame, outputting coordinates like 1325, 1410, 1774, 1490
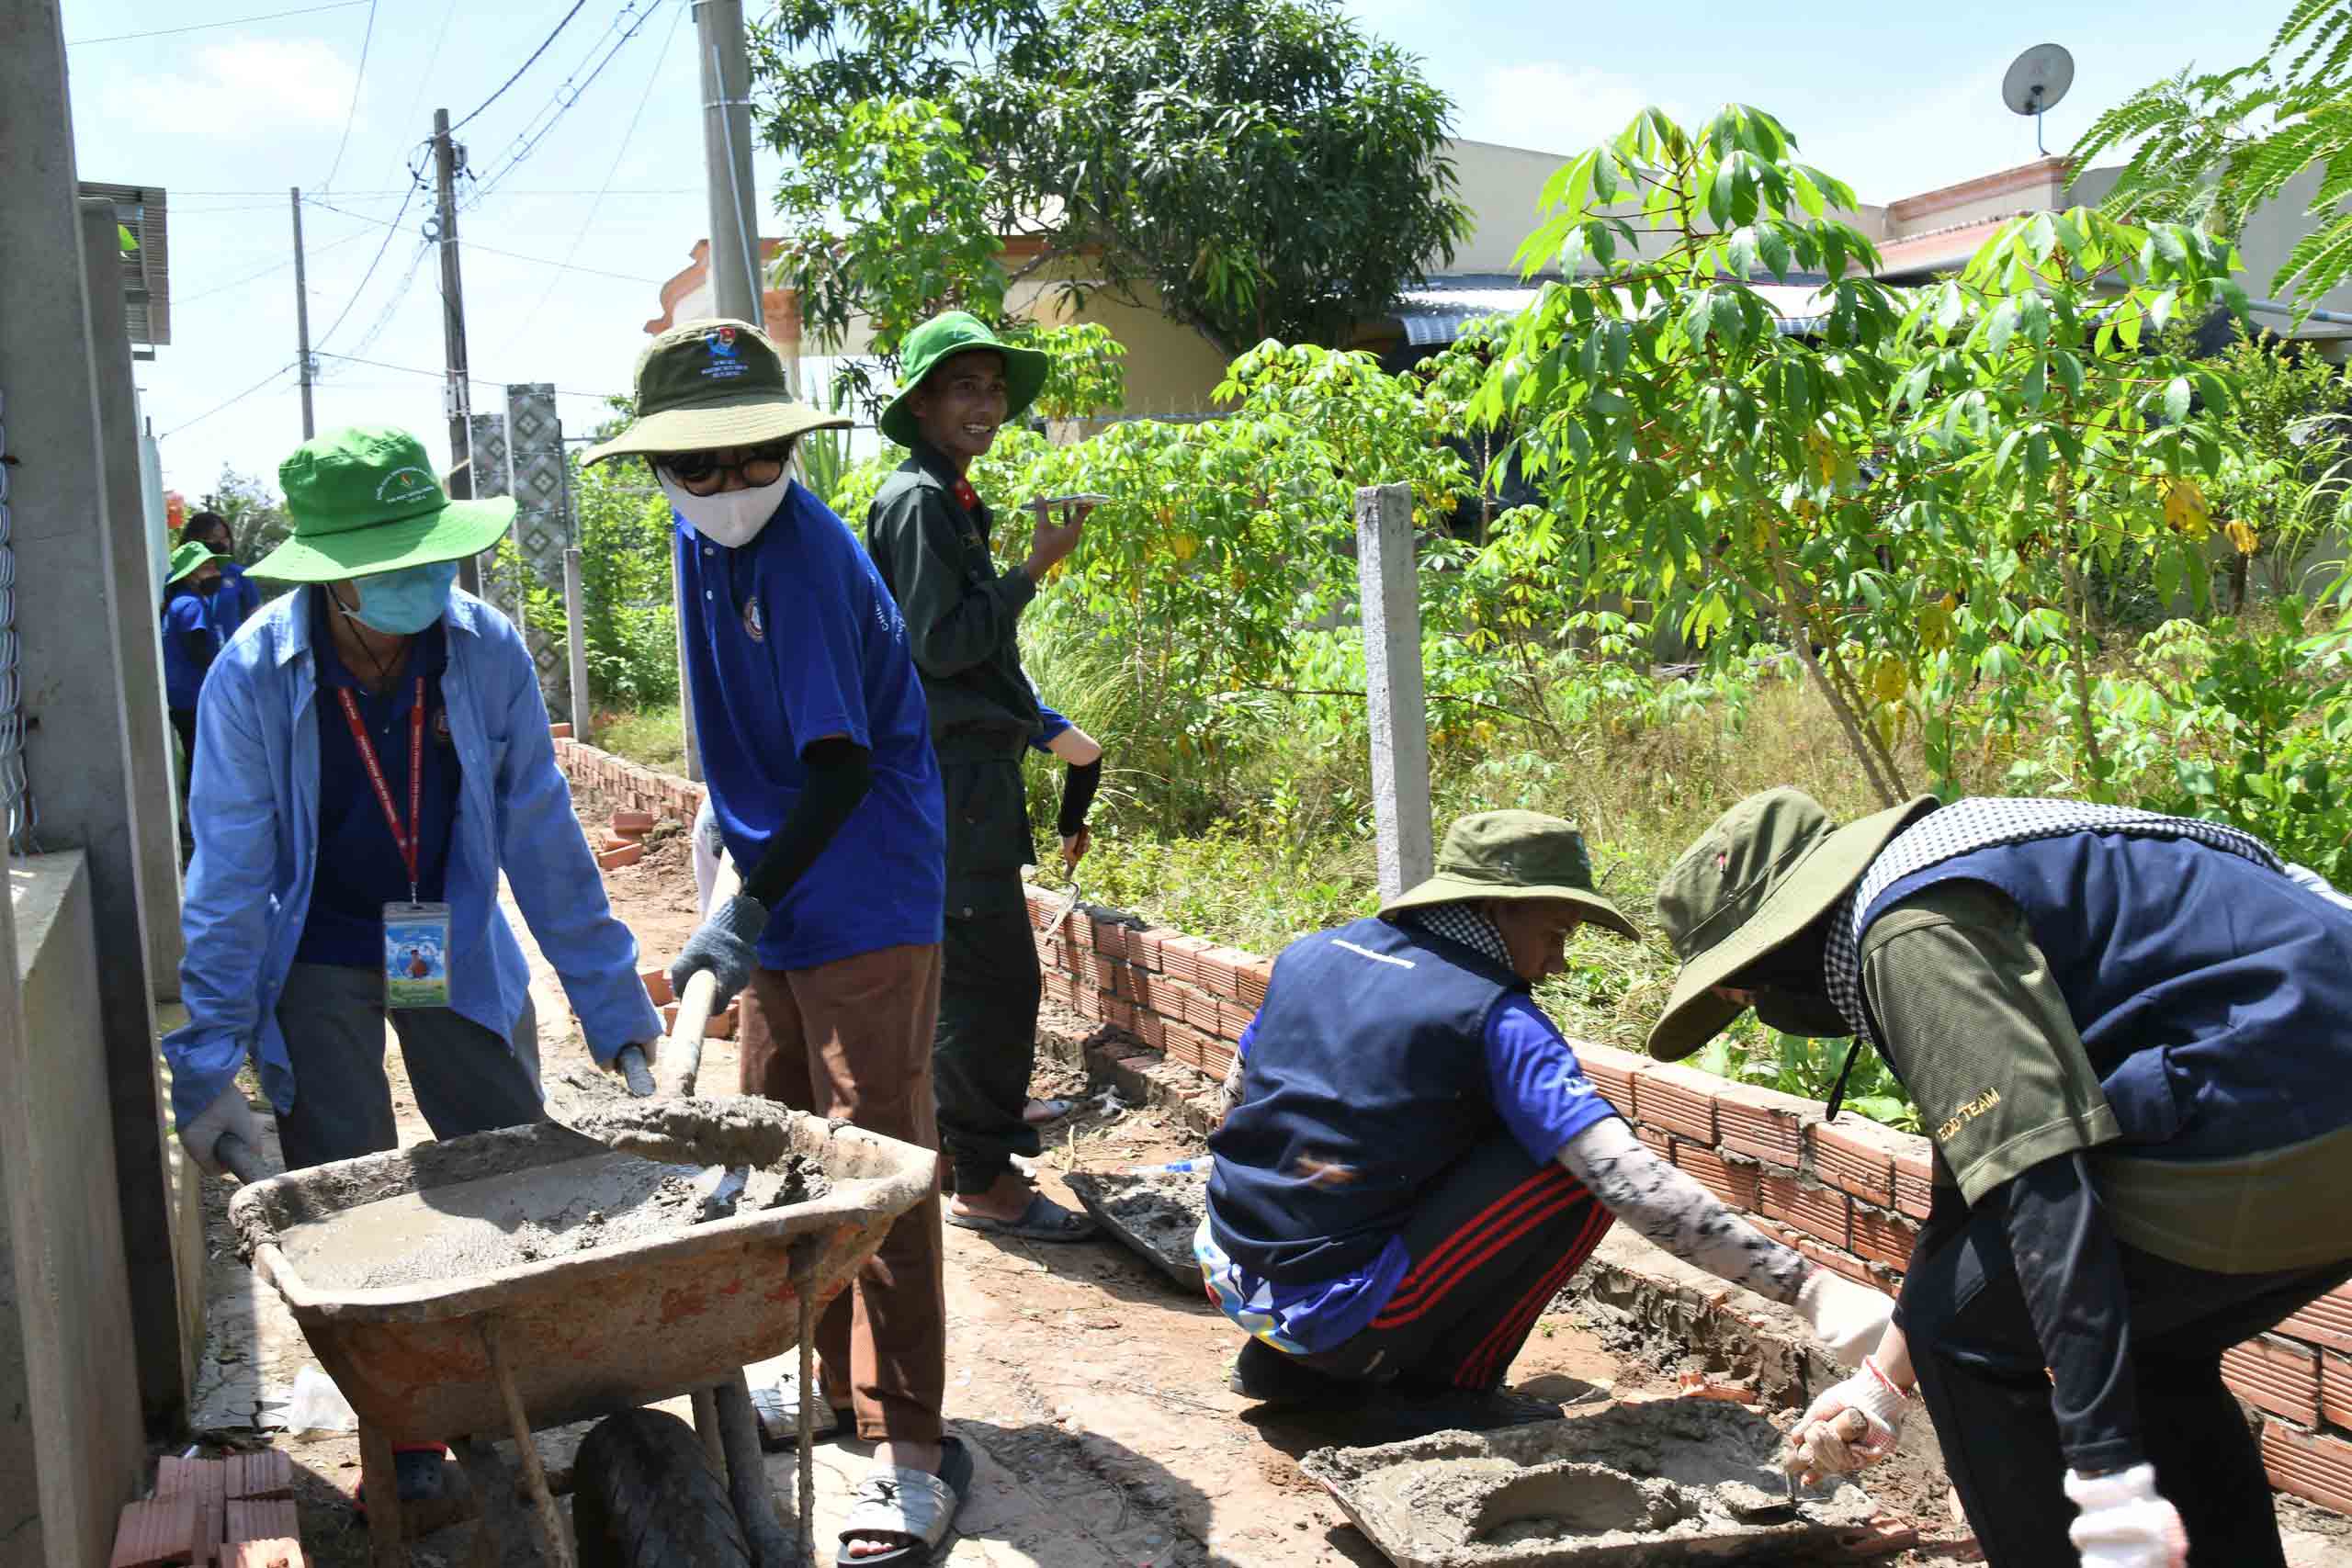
212, 1129, 271, 1186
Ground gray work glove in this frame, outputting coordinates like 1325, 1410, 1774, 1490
669, 894, 768, 1012
179, 1080, 263, 1179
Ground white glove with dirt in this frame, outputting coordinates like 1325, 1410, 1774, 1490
1795, 1269, 1894, 1367
2064, 1464, 2188, 1568
179, 1081, 262, 1178
1786, 1355, 1908, 1484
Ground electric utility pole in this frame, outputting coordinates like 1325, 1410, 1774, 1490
696, 0, 765, 332
431, 107, 481, 593
290, 187, 315, 438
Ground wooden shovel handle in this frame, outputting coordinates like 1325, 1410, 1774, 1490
664, 853, 744, 1097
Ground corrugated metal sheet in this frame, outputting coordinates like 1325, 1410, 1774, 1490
1396, 276, 1842, 344
78, 181, 170, 348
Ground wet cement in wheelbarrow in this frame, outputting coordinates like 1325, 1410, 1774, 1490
280, 1134, 829, 1291
1301, 1397, 1881, 1566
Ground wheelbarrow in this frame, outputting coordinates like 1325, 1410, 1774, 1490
221, 1064, 933, 1566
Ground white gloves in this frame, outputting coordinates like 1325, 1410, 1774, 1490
2064, 1465, 2188, 1568
1795, 1269, 1894, 1367
179, 1081, 262, 1178
1786, 1355, 1908, 1484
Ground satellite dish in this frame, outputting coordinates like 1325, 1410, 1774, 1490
2003, 44, 2075, 153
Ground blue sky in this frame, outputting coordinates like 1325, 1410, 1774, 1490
62, 0, 2269, 502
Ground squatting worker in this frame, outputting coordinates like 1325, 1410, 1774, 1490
864, 310, 1095, 1242
1201, 811, 1893, 1431
163, 425, 662, 1508
1651, 790, 2352, 1568
585, 319, 965, 1566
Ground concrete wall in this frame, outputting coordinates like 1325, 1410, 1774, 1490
1008, 278, 1235, 417
0, 853, 150, 1568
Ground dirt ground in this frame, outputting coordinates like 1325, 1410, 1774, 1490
175, 812, 2352, 1567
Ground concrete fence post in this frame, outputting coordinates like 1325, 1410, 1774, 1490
1356, 483, 1434, 899
564, 547, 592, 747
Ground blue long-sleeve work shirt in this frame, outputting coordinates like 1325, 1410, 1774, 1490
161, 585, 662, 1127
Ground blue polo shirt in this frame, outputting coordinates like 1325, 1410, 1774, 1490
207, 561, 262, 640
161, 590, 220, 710
294, 590, 462, 967
676, 480, 944, 970
1030, 702, 1071, 753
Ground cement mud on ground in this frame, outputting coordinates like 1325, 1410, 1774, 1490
1306, 1400, 1877, 1566
1065, 1168, 1208, 1289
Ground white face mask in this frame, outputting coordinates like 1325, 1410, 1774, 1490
659, 472, 789, 550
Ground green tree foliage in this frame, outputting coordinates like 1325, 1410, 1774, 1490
198, 467, 293, 565
2078, 0, 2352, 306
560, 456, 680, 709
752, 0, 1470, 359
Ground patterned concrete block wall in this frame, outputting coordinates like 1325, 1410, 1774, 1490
548, 733, 2352, 1518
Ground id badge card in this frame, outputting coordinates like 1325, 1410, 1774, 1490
384, 901, 452, 1009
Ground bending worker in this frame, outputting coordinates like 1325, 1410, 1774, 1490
865, 310, 1094, 1242
1651, 789, 2352, 1568
1202, 811, 1893, 1429
163, 426, 662, 1507
587, 319, 964, 1565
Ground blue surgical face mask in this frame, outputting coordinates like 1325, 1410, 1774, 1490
338, 560, 460, 636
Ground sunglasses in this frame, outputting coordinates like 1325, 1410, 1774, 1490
657, 442, 793, 496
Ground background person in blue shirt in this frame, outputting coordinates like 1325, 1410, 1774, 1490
159, 539, 228, 771
584, 320, 964, 1565
184, 510, 262, 637
1203, 811, 1893, 1434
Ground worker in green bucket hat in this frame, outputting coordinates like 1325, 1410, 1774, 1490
865, 310, 1110, 1251
1651, 787, 2352, 1567
162, 428, 664, 1523
1198, 809, 1892, 1438
160, 538, 231, 773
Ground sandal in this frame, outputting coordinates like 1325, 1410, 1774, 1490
835, 1434, 971, 1565
1022, 1097, 1076, 1125
945, 1192, 1097, 1243
749, 1373, 854, 1451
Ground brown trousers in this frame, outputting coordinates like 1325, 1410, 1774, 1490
737, 942, 945, 1444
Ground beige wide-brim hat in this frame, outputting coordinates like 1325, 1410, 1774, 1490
582, 318, 851, 466
1645, 788, 1939, 1061
1380, 809, 1640, 942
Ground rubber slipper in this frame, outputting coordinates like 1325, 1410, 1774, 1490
834, 1434, 971, 1566
1022, 1097, 1076, 1125
945, 1192, 1098, 1243
749, 1375, 854, 1451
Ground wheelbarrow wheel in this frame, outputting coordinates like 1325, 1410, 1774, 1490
572, 1408, 754, 1568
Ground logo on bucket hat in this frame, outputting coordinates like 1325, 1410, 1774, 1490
375, 466, 438, 507
702, 325, 747, 382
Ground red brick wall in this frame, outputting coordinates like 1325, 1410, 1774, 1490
552, 733, 2352, 1517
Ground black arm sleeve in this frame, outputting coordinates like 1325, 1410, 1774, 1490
1057, 758, 1102, 838
2002, 1151, 2141, 1473
184, 627, 217, 669
740, 739, 873, 911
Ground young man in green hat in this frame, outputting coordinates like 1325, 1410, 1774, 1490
1200, 810, 1893, 1429
865, 309, 1101, 1243
586, 319, 966, 1562
1652, 789, 2352, 1568
163, 424, 663, 1507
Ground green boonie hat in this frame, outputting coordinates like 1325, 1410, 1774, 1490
878, 310, 1050, 449
252, 425, 515, 583
582, 318, 850, 466
1380, 810, 1640, 941
166, 540, 226, 585
1646, 787, 1939, 1061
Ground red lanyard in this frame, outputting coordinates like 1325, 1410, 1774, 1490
336, 679, 425, 902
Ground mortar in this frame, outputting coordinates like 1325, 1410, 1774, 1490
1301, 1396, 1884, 1567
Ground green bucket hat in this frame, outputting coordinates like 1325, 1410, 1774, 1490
582, 318, 849, 467
1380, 810, 1640, 941
251, 425, 515, 583
166, 540, 226, 585
1646, 787, 1939, 1061
877, 310, 1050, 450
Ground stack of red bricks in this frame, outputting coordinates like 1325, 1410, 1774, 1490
546, 733, 2352, 1521
1023, 884, 1269, 1082
112, 1450, 302, 1566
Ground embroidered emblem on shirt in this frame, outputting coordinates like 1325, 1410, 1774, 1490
743, 595, 767, 641
701, 325, 748, 381
1937, 1088, 2002, 1142
953, 478, 981, 512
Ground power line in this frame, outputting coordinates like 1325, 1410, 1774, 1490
501, 0, 685, 351
320, 0, 379, 191
312, 349, 627, 402
175, 223, 375, 303
158, 364, 298, 440
389, 0, 463, 189
66, 0, 368, 46
310, 197, 668, 283
310, 168, 429, 350
464, 0, 672, 206
449, 0, 590, 132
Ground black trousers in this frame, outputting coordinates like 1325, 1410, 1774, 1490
934, 758, 1044, 1194
1296, 1135, 1613, 1393
1901, 1198, 2352, 1567
170, 707, 198, 769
